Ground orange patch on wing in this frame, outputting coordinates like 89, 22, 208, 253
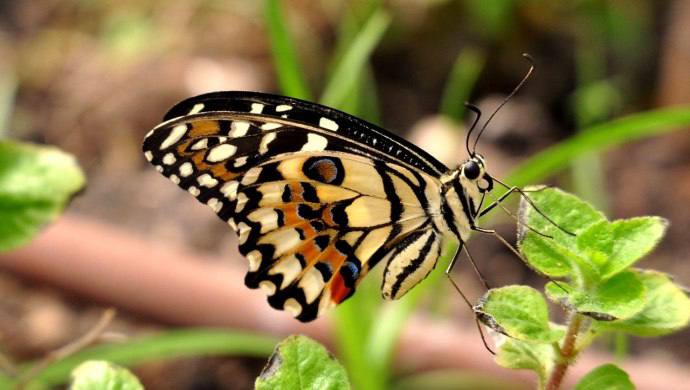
189, 120, 221, 137
330, 275, 352, 304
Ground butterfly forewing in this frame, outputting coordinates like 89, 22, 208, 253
143, 91, 452, 321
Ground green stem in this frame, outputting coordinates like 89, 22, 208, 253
546, 312, 585, 390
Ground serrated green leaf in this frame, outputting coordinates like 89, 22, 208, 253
519, 187, 606, 247
0, 140, 85, 251
519, 187, 606, 284
518, 233, 574, 277
602, 217, 668, 278
70, 360, 143, 390
576, 221, 614, 268
546, 271, 646, 321
597, 270, 690, 336
255, 335, 349, 390
495, 337, 555, 384
478, 286, 564, 343
574, 363, 634, 390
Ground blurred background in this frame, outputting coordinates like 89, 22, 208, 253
0, 0, 689, 389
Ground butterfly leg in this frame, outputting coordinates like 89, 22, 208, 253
471, 226, 568, 293
444, 243, 496, 355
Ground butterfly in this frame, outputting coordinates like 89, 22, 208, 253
143, 83, 532, 322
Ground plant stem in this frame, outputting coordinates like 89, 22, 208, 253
546, 312, 584, 390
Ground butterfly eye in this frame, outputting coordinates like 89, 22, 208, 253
463, 160, 481, 180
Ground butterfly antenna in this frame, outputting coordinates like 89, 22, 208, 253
464, 102, 482, 158
471, 53, 535, 155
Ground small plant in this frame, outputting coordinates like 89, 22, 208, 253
475, 186, 689, 389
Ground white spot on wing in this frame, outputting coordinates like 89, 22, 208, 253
188, 103, 205, 114
237, 222, 251, 245
241, 167, 262, 185
206, 143, 237, 162
220, 181, 239, 200
259, 132, 277, 154
250, 103, 264, 113
229, 121, 250, 137
155, 165, 164, 173
269, 255, 303, 289
259, 281, 277, 296
319, 117, 339, 131
191, 139, 208, 150
207, 197, 222, 213
144, 151, 153, 161
170, 174, 180, 184
261, 122, 282, 131
162, 153, 176, 165
235, 192, 248, 212
160, 124, 187, 149
179, 162, 193, 177
299, 268, 325, 304
301, 133, 328, 152
233, 156, 249, 168
276, 104, 293, 112
247, 250, 262, 272
197, 173, 219, 188
188, 186, 200, 197
283, 298, 302, 317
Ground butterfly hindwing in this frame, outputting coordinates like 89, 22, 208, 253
143, 92, 450, 321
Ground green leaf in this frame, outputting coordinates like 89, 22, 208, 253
320, 9, 390, 108
256, 335, 349, 390
545, 271, 646, 321
507, 106, 690, 187
519, 187, 605, 283
495, 337, 555, 384
439, 47, 485, 123
478, 286, 564, 343
26, 329, 278, 387
574, 364, 634, 390
70, 360, 143, 390
576, 221, 614, 268
596, 270, 690, 336
0, 140, 85, 251
264, 0, 312, 99
602, 217, 668, 278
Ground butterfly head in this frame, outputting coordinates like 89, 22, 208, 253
460, 153, 493, 193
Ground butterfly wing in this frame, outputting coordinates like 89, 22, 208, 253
143, 91, 451, 321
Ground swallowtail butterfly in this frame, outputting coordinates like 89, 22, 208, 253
143, 65, 543, 322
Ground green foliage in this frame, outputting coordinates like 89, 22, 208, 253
17, 329, 277, 388
479, 187, 689, 389
0, 140, 85, 252
574, 364, 634, 390
70, 360, 143, 390
255, 335, 349, 390
478, 286, 564, 343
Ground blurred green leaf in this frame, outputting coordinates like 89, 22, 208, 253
320, 9, 390, 108
255, 335, 349, 390
439, 47, 485, 123
25, 329, 278, 387
574, 363, 634, 390
596, 270, 690, 336
495, 337, 555, 384
478, 286, 564, 343
0, 140, 85, 252
602, 217, 668, 278
545, 271, 646, 321
393, 369, 525, 390
265, 0, 312, 99
70, 360, 143, 390
508, 106, 690, 186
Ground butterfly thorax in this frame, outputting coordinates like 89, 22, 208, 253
439, 155, 489, 242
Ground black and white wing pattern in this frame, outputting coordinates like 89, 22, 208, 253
143, 91, 457, 321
